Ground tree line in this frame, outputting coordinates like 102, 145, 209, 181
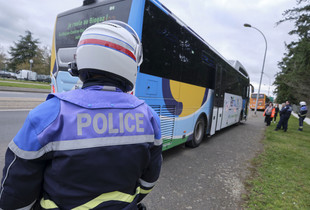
275, 0, 310, 106
0, 30, 50, 75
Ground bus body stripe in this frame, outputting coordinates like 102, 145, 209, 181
78, 39, 136, 61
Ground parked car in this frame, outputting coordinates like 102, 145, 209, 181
37, 74, 51, 83
8, 72, 17, 79
0, 70, 11, 78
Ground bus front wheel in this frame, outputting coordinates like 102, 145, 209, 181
186, 117, 205, 148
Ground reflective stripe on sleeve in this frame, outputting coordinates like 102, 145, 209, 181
140, 188, 153, 195
9, 135, 155, 160
154, 138, 163, 146
40, 187, 143, 210
40, 199, 58, 209
0, 154, 17, 200
139, 178, 156, 188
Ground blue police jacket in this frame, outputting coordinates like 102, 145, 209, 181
280, 104, 292, 119
0, 85, 162, 210
299, 105, 308, 117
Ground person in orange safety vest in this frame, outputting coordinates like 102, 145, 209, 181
263, 102, 275, 126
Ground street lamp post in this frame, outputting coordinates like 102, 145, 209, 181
29, 59, 33, 71
263, 73, 271, 97
244, 23, 267, 116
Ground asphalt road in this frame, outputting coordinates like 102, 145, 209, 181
0, 91, 265, 209
143, 112, 265, 209
0, 88, 48, 110
0, 110, 29, 177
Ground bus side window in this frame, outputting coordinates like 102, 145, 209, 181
201, 50, 215, 89
180, 28, 216, 89
141, 1, 216, 89
222, 68, 227, 91
141, 2, 182, 82
225, 67, 239, 95
180, 28, 198, 85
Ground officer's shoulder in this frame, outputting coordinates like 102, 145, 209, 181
28, 96, 60, 123
125, 93, 146, 106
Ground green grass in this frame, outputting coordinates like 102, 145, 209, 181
0, 78, 50, 89
243, 116, 310, 209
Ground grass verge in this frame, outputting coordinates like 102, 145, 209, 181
243, 116, 310, 209
0, 78, 50, 89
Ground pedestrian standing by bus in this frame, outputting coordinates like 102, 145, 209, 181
263, 102, 275, 126
275, 101, 292, 132
273, 104, 279, 123
298, 101, 308, 131
0, 21, 162, 210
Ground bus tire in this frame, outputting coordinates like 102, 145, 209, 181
186, 117, 206, 148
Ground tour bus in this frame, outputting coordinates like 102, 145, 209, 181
50, 0, 251, 150
249, 93, 269, 111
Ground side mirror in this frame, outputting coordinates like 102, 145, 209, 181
250, 84, 254, 93
68, 62, 79, 76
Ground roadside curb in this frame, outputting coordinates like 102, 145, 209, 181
0, 86, 50, 93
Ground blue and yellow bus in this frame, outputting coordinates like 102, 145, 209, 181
50, 0, 250, 150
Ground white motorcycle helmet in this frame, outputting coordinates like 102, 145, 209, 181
300, 101, 306, 106
75, 20, 143, 91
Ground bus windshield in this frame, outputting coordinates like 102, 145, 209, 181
54, 0, 132, 72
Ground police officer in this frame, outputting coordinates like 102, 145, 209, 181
298, 101, 308, 131
275, 101, 292, 132
0, 21, 162, 209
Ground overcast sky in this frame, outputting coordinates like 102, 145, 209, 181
0, 0, 298, 97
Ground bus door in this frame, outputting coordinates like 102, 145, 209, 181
210, 65, 224, 135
